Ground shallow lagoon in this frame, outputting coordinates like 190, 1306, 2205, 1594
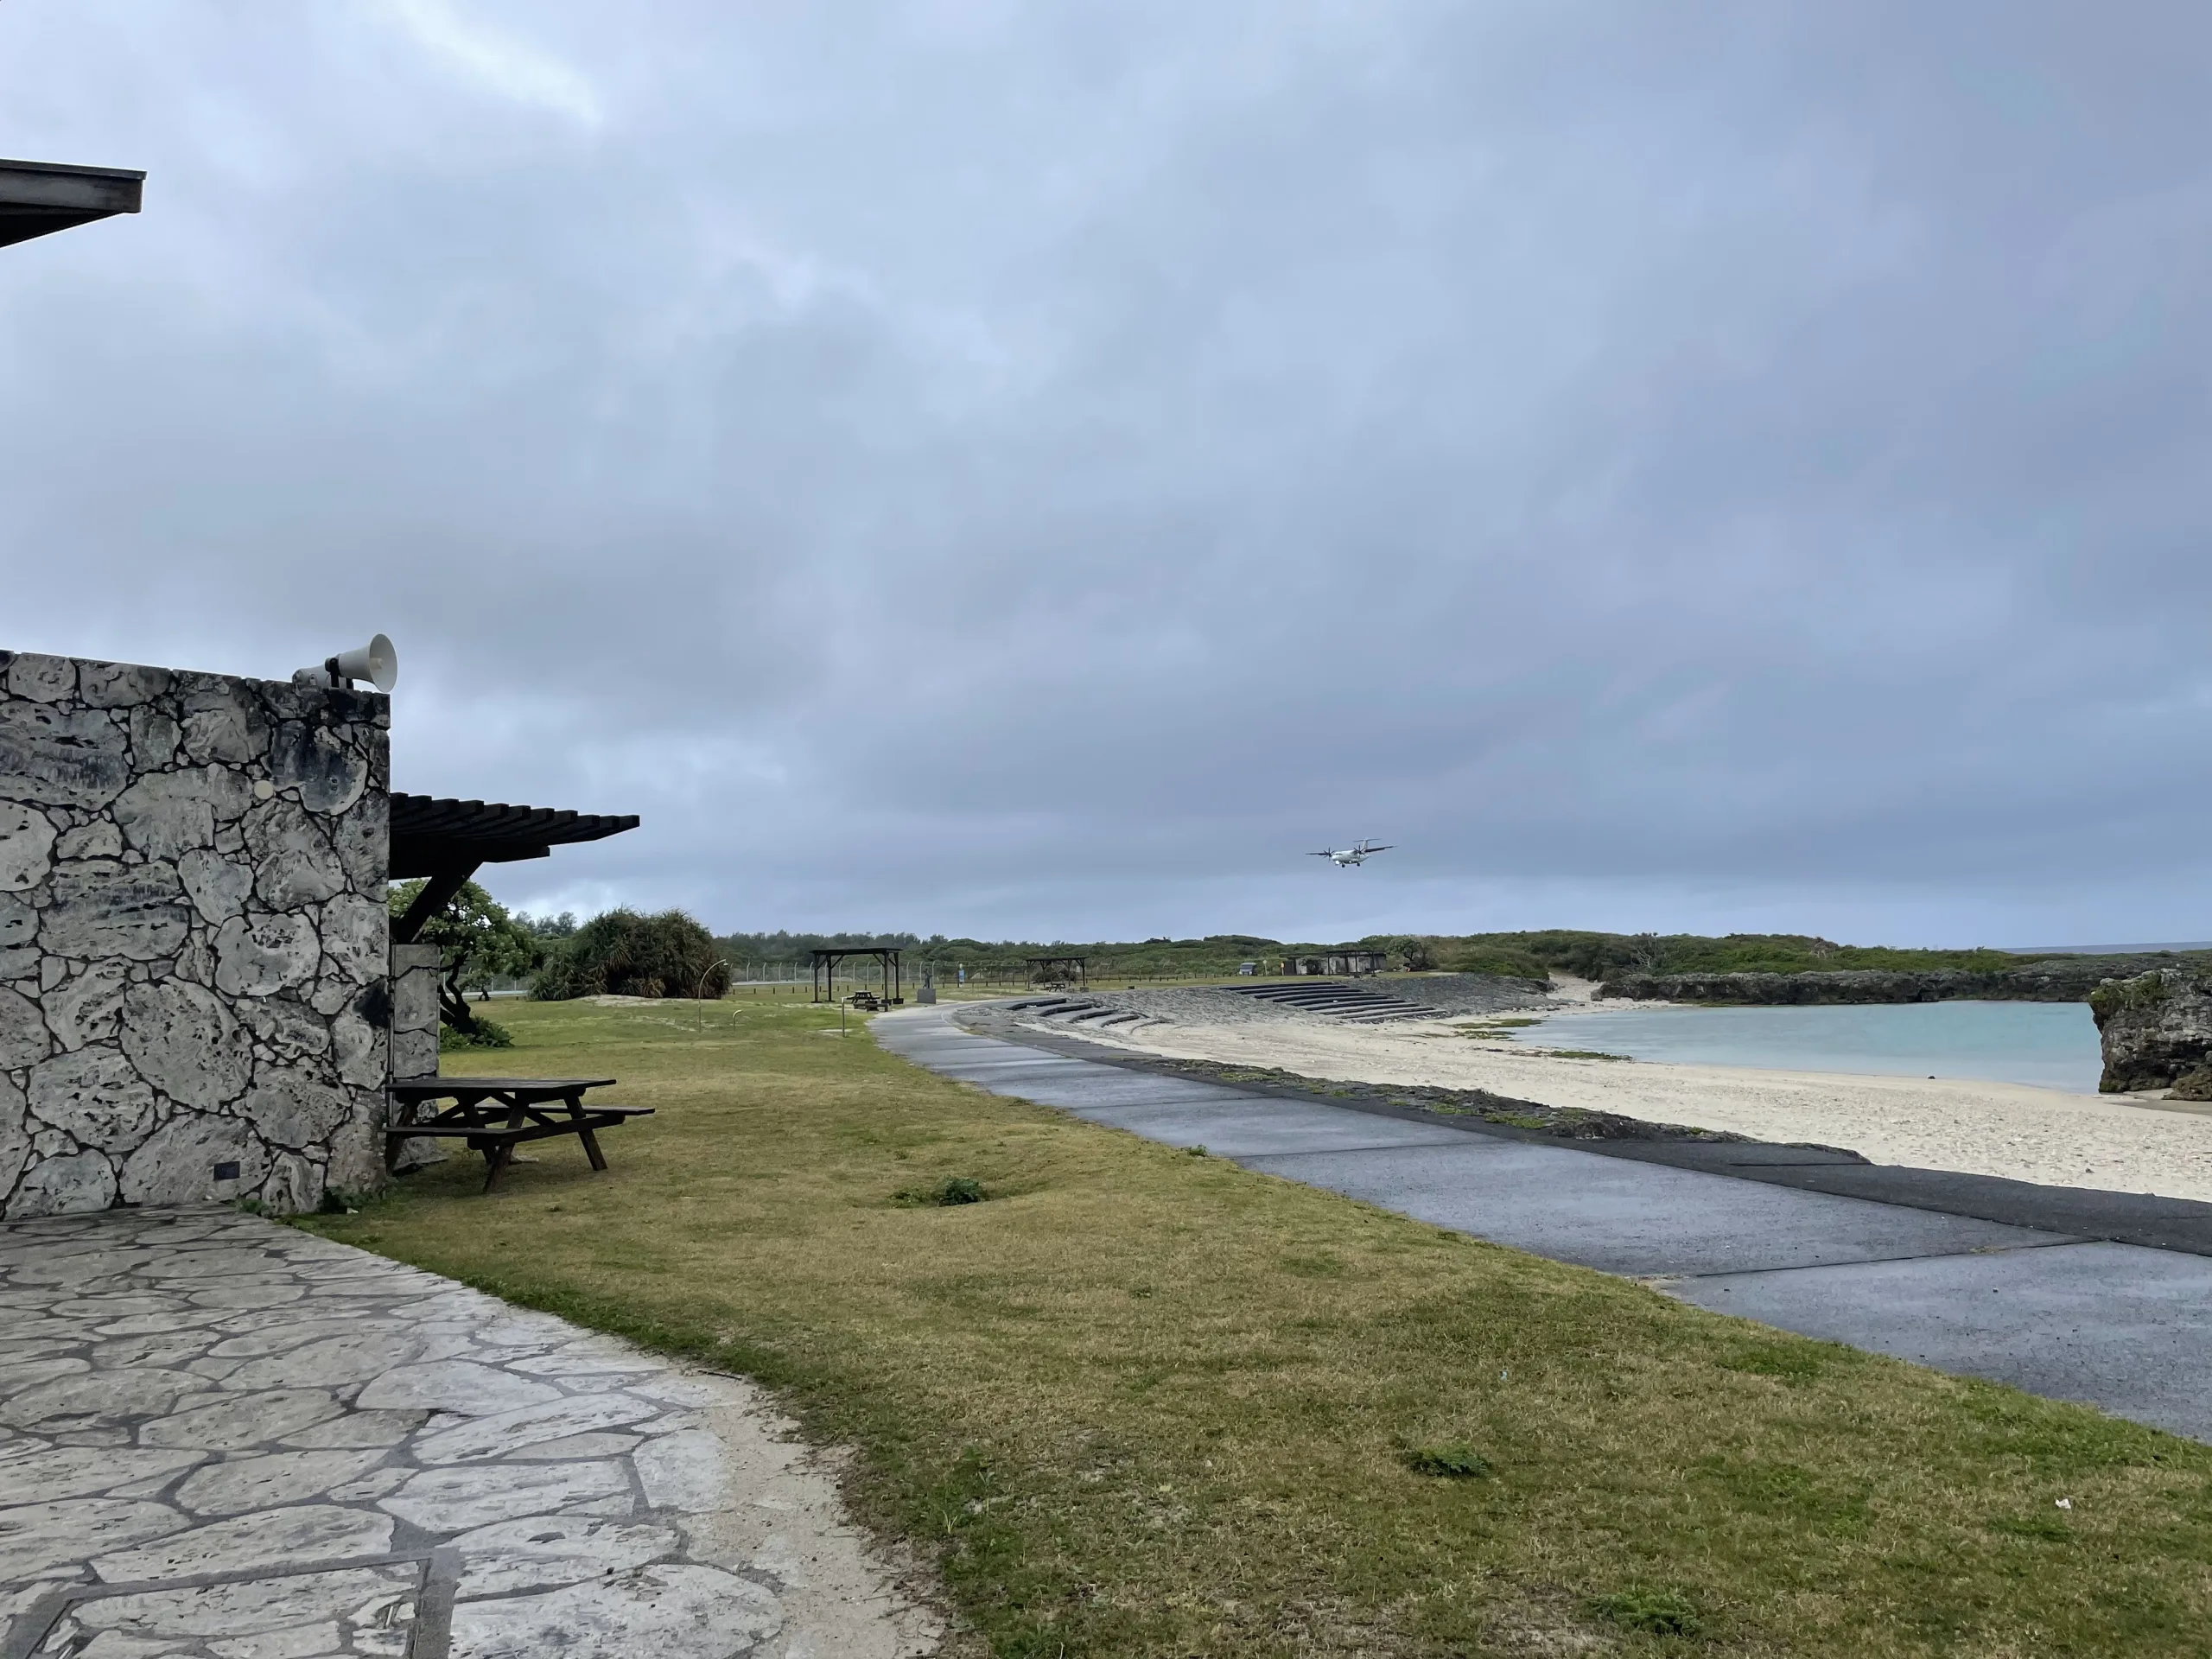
1512, 1000, 2102, 1094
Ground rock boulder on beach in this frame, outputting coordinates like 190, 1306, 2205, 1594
2090, 969, 2212, 1093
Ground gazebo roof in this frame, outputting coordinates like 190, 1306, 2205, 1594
390, 793, 640, 880
0, 158, 144, 249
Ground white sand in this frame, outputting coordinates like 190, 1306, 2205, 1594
1051, 1006, 2212, 1205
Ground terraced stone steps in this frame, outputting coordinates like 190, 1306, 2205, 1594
1217, 980, 1445, 1023
1002, 997, 1165, 1032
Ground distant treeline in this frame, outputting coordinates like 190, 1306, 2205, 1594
1430, 931, 2028, 982
711, 927, 2212, 989
715, 931, 1334, 979
1446, 931, 2212, 995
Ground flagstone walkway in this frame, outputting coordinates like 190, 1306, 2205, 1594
0, 1207, 940, 1659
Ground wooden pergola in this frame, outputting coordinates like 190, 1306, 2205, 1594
811, 947, 902, 1006
390, 795, 639, 943
1025, 955, 1088, 990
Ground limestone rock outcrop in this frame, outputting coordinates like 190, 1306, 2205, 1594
0, 649, 391, 1218
2089, 969, 2212, 1094
1602, 958, 2194, 1007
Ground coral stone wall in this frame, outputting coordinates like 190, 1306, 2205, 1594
0, 651, 391, 1218
390, 942, 442, 1082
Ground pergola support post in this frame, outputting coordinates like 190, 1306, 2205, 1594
393, 862, 480, 945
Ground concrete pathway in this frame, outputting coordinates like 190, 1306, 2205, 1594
0, 1208, 940, 1659
878, 1006, 2212, 1443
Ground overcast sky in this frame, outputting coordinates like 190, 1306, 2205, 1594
4, 2, 2209, 947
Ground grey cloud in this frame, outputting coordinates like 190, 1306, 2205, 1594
4, 1, 2211, 945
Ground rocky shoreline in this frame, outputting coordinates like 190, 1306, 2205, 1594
2091, 968, 2212, 1095
1597, 957, 2199, 1006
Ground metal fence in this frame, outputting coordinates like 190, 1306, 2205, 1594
722, 961, 1271, 990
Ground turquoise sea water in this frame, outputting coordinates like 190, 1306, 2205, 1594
1510, 1000, 2102, 1094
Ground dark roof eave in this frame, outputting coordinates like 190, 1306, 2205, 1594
0, 158, 145, 249
388, 793, 639, 880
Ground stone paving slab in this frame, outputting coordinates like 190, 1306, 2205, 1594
0, 1208, 941, 1659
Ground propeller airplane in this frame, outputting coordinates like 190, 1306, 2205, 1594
1311, 838, 1393, 868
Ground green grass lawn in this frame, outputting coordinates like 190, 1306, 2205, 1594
303, 999, 2212, 1656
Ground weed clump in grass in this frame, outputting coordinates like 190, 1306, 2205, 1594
1986, 1513, 2073, 1542
1403, 1442, 1493, 1478
1719, 1340, 1829, 1385
1586, 1586, 1701, 1637
897, 1175, 987, 1206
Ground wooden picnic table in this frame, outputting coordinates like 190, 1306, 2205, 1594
386, 1077, 652, 1192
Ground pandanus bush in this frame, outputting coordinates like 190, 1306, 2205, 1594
532, 908, 731, 1001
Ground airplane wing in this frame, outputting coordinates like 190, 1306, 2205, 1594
1363, 844, 1394, 853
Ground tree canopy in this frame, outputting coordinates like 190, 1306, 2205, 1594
534, 908, 730, 1001
386, 879, 545, 1034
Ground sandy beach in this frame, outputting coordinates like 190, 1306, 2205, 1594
1037, 997, 2212, 1205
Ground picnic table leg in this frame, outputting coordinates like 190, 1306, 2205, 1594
468, 1096, 528, 1190
384, 1098, 414, 1173
563, 1091, 609, 1171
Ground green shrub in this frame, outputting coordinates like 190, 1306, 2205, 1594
2088, 969, 2184, 1020
1444, 948, 1553, 983
533, 909, 732, 1001
439, 1017, 514, 1051
897, 1175, 988, 1206
1403, 1443, 1492, 1478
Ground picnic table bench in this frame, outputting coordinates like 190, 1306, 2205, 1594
386, 1077, 652, 1192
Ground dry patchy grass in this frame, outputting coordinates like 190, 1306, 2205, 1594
302, 999, 2212, 1656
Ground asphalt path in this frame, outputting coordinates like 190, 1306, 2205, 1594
875, 1004, 2212, 1443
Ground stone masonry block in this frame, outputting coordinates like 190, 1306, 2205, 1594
244, 798, 346, 907
5, 653, 77, 702
27, 1046, 158, 1154
0, 703, 132, 808
0, 801, 56, 890
213, 912, 322, 997
41, 860, 192, 961
120, 979, 255, 1110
